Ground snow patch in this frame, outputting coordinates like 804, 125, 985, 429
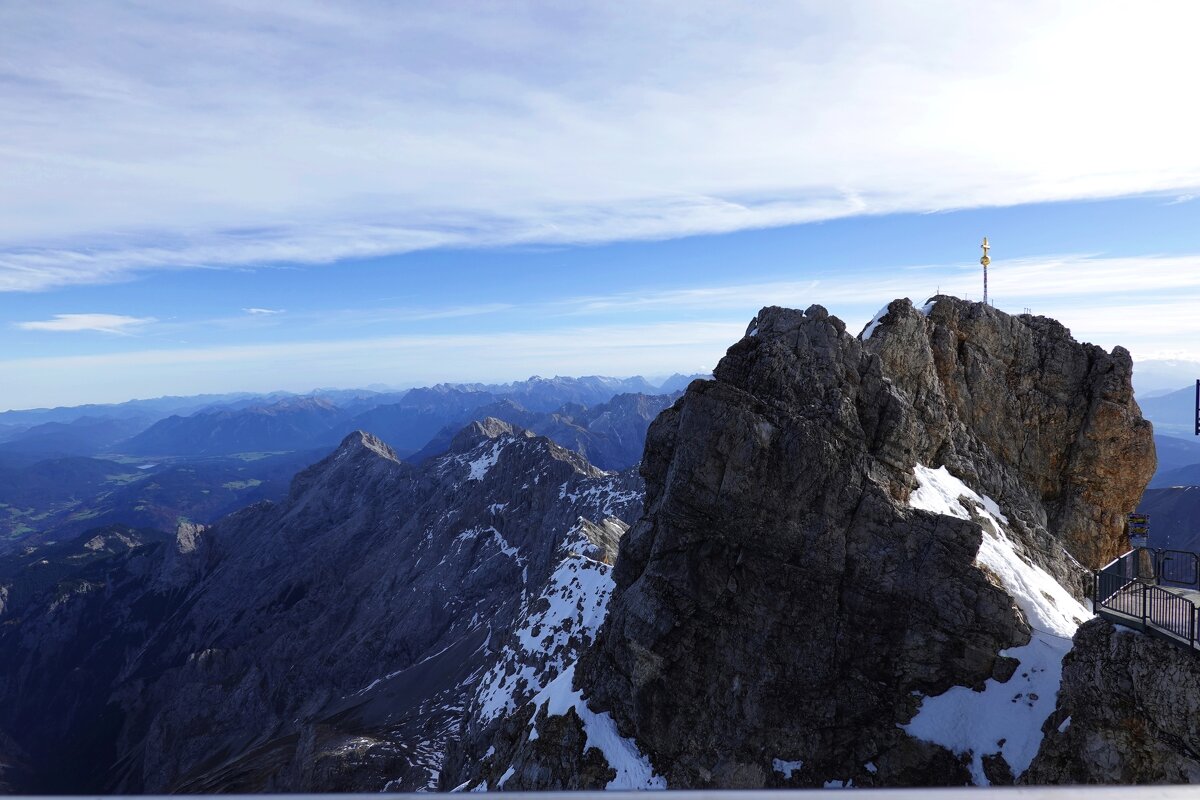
475, 549, 613, 721
454, 526, 522, 562
467, 441, 504, 481
558, 479, 641, 518
904, 464, 1091, 785
772, 758, 804, 779
529, 664, 666, 790
909, 465, 1008, 525
1057, 716, 1072, 733
862, 304, 890, 340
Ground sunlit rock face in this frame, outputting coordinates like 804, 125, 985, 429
465, 297, 1153, 789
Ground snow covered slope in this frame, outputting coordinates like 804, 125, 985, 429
446, 517, 665, 791
905, 465, 1092, 785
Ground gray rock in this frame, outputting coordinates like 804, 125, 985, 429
476, 297, 1153, 789
1024, 619, 1200, 784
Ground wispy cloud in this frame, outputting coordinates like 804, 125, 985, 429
14, 313, 156, 335
242, 307, 285, 315
554, 253, 1200, 316
2, 2, 1199, 290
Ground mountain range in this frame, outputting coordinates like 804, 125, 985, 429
1, 304, 1199, 791
0, 375, 704, 553
0, 422, 642, 792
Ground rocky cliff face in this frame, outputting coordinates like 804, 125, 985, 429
455, 297, 1154, 789
1025, 619, 1200, 783
866, 297, 1153, 571
0, 423, 642, 793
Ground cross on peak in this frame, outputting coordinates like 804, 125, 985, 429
980, 237, 991, 305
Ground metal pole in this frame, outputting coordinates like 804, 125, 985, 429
980, 238, 991, 305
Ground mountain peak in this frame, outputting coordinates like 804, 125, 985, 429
334, 430, 400, 463
286, 430, 406, 502
743, 303, 848, 343
448, 417, 534, 454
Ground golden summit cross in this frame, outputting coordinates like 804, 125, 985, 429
980, 237, 991, 305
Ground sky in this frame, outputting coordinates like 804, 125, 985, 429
2, 1, 1200, 410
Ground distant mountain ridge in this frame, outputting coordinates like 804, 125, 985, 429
115, 375, 703, 459
0, 375, 703, 550
122, 397, 346, 457
1149, 435, 1200, 488
408, 392, 681, 470
1139, 387, 1200, 487
1139, 384, 1198, 441
0, 416, 153, 456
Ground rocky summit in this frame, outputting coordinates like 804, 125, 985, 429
0, 297, 1170, 792
451, 297, 1155, 790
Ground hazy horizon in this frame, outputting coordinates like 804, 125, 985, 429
3, 345, 1198, 415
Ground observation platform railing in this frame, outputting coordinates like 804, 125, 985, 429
1094, 547, 1200, 650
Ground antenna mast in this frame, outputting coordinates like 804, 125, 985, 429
980, 237, 991, 305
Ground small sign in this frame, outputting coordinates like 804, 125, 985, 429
1128, 513, 1150, 548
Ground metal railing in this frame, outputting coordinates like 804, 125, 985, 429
1094, 548, 1200, 650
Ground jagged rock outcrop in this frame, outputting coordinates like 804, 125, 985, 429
0, 423, 643, 793
458, 297, 1154, 789
1024, 619, 1200, 783
867, 297, 1154, 572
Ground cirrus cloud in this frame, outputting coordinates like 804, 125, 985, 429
14, 313, 156, 335
1, 1, 1199, 291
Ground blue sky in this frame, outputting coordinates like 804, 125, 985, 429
3, 2, 1200, 410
